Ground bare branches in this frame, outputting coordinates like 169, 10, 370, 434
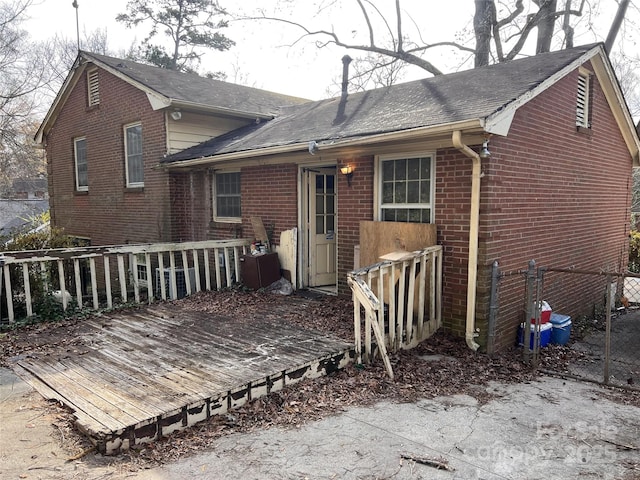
239, 0, 635, 97
0, 0, 49, 193
241, 0, 593, 83
248, 12, 445, 77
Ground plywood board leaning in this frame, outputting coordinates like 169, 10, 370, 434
359, 221, 437, 332
359, 221, 437, 268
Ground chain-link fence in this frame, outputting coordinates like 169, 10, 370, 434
501, 263, 640, 391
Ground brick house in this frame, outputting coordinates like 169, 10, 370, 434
37, 44, 640, 351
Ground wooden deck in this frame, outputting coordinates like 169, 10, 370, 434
10, 303, 354, 454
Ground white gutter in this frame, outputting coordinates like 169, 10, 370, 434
452, 130, 481, 351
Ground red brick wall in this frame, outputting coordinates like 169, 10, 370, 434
169, 170, 211, 242
336, 156, 375, 292
46, 66, 170, 245
191, 164, 300, 243
58, 61, 631, 352
435, 148, 476, 337
479, 63, 633, 351
241, 164, 299, 244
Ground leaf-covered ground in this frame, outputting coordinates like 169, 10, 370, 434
1, 289, 638, 470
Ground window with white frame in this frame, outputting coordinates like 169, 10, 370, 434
378, 153, 434, 223
87, 69, 100, 107
130, 253, 149, 287
213, 171, 241, 221
124, 123, 144, 187
576, 68, 592, 129
74, 137, 88, 191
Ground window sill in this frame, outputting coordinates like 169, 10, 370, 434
576, 126, 592, 136
85, 105, 100, 112
125, 186, 144, 193
74, 190, 89, 196
213, 217, 242, 224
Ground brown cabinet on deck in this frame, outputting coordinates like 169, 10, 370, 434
240, 253, 281, 290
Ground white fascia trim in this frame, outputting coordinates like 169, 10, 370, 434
484, 45, 602, 136
164, 119, 484, 169
589, 53, 640, 165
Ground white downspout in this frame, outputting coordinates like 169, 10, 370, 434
452, 130, 481, 351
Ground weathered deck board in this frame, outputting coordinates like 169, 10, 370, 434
11, 304, 354, 454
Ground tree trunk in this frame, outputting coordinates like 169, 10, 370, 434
562, 0, 574, 48
535, 0, 557, 53
474, 0, 494, 67
605, 0, 629, 52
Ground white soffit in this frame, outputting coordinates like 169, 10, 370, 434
483, 110, 515, 136
146, 92, 171, 110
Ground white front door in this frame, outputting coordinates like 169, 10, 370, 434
305, 168, 337, 287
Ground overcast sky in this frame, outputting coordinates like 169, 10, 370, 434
24, 0, 640, 103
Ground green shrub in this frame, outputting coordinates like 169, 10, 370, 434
629, 230, 640, 273
2, 226, 75, 324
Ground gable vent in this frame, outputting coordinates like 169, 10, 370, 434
87, 69, 100, 107
576, 71, 590, 128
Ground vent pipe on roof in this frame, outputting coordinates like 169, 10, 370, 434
341, 55, 352, 97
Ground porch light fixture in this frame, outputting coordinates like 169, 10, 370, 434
340, 164, 354, 186
479, 140, 491, 159
170, 109, 182, 121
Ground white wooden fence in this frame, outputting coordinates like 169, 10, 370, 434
0, 239, 252, 324
347, 246, 443, 379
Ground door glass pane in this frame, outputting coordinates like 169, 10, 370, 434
316, 215, 324, 234
316, 175, 324, 193
327, 215, 335, 232
326, 175, 335, 194
316, 195, 324, 214
327, 195, 335, 214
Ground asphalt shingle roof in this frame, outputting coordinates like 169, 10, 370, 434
83, 52, 309, 117
144, 45, 595, 163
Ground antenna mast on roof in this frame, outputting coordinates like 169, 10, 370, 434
72, 1, 80, 52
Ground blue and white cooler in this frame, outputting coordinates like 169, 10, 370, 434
550, 313, 572, 345
518, 322, 553, 349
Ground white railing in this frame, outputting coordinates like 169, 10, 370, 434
0, 239, 252, 324
347, 246, 443, 379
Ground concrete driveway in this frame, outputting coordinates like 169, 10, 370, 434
2, 367, 639, 480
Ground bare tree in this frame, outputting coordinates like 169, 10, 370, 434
243, 0, 638, 81
612, 54, 640, 123
42, 29, 113, 99
0, 0, 53, 193
326, 50, 409, 96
